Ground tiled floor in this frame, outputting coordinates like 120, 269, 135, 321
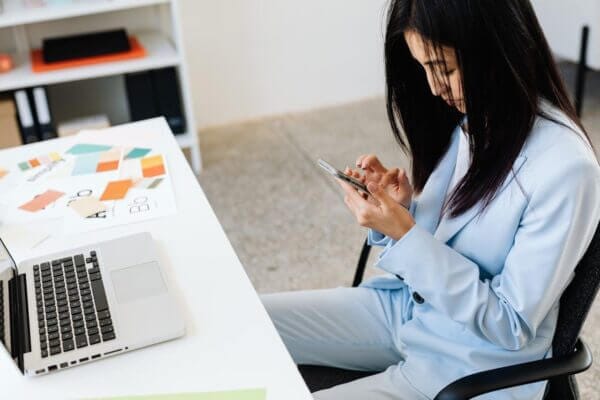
197, 62, 600, 397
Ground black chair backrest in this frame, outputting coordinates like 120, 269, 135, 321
553, 223, 600, 357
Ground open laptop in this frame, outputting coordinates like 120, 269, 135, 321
0, 232, 184, 376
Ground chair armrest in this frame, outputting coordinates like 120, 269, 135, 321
434, 338, 592, 400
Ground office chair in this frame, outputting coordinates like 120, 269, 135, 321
299, 223, 600, 399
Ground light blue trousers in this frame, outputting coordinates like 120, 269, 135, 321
262, 287, 430, 400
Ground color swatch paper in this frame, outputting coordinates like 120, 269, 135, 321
18, 162, 30, 171
100, 179, 133, 201
125, 147, 151, 160
67, 143, 112, 155
141, 155, 166, 178
19, 190, 64, 212
72, 153, 102, 175
69, 197, 107, 218
89, 388, 266, 400
0, 168, 8, 179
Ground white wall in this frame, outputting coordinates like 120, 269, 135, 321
178, 0, 389, 129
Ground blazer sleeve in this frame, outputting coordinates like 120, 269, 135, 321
375, 157, 600, 350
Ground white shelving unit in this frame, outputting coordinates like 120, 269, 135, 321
0, 0, 202, 173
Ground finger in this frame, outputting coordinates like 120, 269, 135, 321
381, 168, 400, 187
398, 168, 409, 183
356, 154, 368, 167
367, 182, 396, 208
360, 155, 386, 173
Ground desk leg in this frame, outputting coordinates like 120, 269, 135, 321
575, 26, 590, 118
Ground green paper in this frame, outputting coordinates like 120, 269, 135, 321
18, 161, 30, 171
88, 388, 266, 400
125, 148, 152, 159
67, 144, 113, 155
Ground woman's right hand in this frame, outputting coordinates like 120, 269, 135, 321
356, 154, 413, 208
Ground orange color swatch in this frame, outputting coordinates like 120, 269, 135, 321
100, 179, 133, 201
19, 190, 64, 212
96, 160, 119, 172
0, 168, 7, 179
29, 158, 40, 168
141, 155, 165, 178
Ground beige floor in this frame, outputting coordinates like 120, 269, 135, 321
197, 64, 600, 397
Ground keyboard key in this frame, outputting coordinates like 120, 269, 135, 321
75, 327, 85, 336
74, 320, 85, 329
49, 339, 60, 348
100, 318, 112, 327
100, 325, 114, 334
50, 346, 61, 356
91, 280, 108, 311
63, 340, 75, 352
62, 332, 73, 340
97, 310, 110, 320
89, 334, 101, 345
41, 350, 48, 358
74, 255, 85, 267
76, 335, 87, 348
88, 327, 99, 335
102, 332, 116, 341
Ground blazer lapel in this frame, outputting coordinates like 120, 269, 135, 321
413, 127, 461, 234
434, 155, 528, 243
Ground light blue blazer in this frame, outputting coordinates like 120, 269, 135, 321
362, 104, 600, 399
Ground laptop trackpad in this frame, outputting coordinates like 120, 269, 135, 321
111, 261, 167, 304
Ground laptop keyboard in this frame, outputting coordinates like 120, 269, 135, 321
33, 251, 115, 358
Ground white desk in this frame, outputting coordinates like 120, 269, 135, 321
0, 119, 312, 400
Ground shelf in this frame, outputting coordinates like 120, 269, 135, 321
0, 0, 170, 29
0, 31, 180, 91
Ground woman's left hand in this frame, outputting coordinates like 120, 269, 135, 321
337, 170, 416, 241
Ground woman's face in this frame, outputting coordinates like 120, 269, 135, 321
404, 30, 466, 114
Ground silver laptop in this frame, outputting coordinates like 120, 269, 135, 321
0, 232, 184, 376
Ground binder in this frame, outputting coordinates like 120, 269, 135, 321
31, 87, 56, 140
14, 89, 38, 144
125, 71, 157, 122
0, 95, 22, 149
152, 67, 186, 134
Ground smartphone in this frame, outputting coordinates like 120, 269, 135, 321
317, 159, 370, 195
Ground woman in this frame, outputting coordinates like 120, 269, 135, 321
263, 0, 600, 399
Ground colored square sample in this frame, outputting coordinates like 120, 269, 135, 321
72, 153, 101, 175
19, 190, 64, 212
49, 152, 61, 162
96, 160, 120, 172
100, 179, 133, 201
0, 169, 7, 179
140, 155, 164, 169
18, 162, 30, 171
143, 164, 166, 178
125, 148, 151, 160
67, 143, 112, 155
29, 158, 40, 168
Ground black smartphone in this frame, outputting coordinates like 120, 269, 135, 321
317, 159, 370, 195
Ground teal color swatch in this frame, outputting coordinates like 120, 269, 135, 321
72, 153, 101, 175
67, 144, 112, 155
125, 148, 152, 160
88, 388, 266, 400
18, 162, 30, 171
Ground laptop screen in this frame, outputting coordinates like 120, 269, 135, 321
0, 238, 17, 358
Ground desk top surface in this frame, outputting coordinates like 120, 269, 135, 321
0, 119, 311, 400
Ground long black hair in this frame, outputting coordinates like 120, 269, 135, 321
385, 0, 589, 217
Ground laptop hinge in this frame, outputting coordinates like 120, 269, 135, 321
8, 273, 31, 372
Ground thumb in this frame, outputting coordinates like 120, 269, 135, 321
367, 182, 394, 207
